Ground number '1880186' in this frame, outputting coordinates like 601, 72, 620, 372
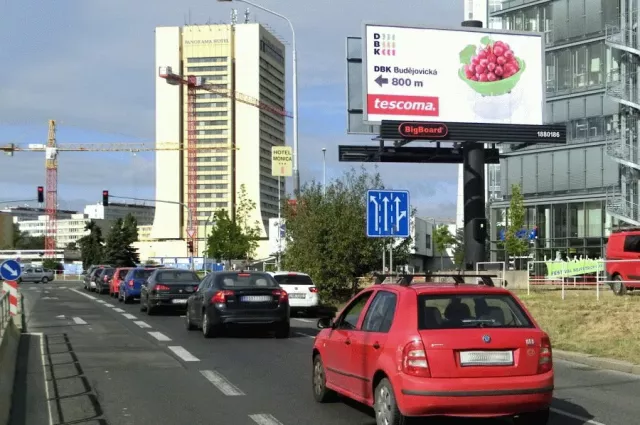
537, 131, 561, 138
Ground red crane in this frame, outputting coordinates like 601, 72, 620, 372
45, 120, 58, 255
158, 66, 292, 244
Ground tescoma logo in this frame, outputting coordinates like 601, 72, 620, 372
372, 32, 396, 56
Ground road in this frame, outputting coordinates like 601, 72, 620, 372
8, 281, 640, 425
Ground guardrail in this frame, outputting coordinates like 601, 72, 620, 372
475, 261, 506, 287
0, 291, 10, 339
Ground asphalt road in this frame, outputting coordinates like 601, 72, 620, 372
9, 281, 640, 425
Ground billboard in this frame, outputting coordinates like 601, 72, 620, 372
362, 24, 544, 126
271, 146, 293, 177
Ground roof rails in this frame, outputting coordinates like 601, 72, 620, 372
612, 226, 640, 233
372, 273, 497, 287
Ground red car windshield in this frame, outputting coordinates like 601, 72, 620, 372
417, 294, 534, 330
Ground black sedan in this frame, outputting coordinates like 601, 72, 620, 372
139, 268, 201, 315
185, 271, 290, 338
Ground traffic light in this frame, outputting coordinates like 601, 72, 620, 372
102, 190, 109, 207
37, 186, 44, 203
187, 240, 194, 254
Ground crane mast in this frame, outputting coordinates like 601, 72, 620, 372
45, 120, 58, 258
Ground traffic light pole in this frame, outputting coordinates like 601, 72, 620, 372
109, 195, 195, 270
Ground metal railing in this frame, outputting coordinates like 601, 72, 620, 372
0, 291, 10, 340
605, 185, 640, 224
605, 70, 640, 110
605, 22, 640, 53
605, 129, 640, 169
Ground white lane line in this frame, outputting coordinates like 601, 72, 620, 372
550, 408, 606, 425
70, 288, 96, 300
249, 414, 284, 425
293, 318, 314, 323
168, 346, 200, 362
44, 290, 50, 294
29, 287, 37, 290
122, 313, 137, 320
104, 303, 115, 308
200, 370, 245, 396
26, 333, 54, 425
148, 331, 171, 341
58, 286, 67, 289
113, 308, 125, 313
133, 321, 151, 329
96, 299, 106, 303
295, 332, 315, 339
73, 317, 87, 325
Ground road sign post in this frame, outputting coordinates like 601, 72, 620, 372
0, 260, 22, 281
366, 190, 410, 238
272, 146, 293, 271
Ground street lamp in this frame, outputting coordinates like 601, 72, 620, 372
217, 0, 300, 195
322, 148, 326, 195
203, 213, 216, 274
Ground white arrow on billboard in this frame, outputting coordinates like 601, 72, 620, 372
382, 197, 389, 231
394, 196, 407, 231
369, 195, 379, 231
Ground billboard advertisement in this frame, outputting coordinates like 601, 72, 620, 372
362, 24, 544, 126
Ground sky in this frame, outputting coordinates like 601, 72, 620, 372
0, 0, 463, 219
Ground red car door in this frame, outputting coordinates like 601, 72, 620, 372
350, 290, 398, 400
323, 291, 373, 392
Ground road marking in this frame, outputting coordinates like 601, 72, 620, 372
26, 333, 54, 425
104, 303, 115, 308
294, 318, 314, 323
122, 313, 137, 320
69, 288, 96, 300
550, 408, 606, 425
73, 317, 87, 325
168, 346, 199, 362
41, 297, 59, 300
200, 370, 245, 396
44, 290, 50, 294
134, 321, 151, 329
96, 299, 106, 304
295, 332, 315, 339
58, 286, 67, 289
29, 287, 37, 290
249, 414, 284, 425
148, 331, 171, 341
113, 308, 125, 313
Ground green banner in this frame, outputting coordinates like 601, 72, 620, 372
545, 260, 604, 278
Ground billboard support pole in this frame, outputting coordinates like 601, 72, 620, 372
461, 19, 487, 271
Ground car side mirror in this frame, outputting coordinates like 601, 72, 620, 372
317, 317, 333, 329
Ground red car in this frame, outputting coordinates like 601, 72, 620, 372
110, 267, 133, 298
311, 274, 553, 425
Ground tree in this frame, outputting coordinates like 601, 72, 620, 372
282, 167, 413, 301
206, 185, 261, 263
42, 258, 62, 271
452, 228, 465, 267
104, 216, 140, 267
505, 184, 529, 268
77, 220, 104, 269
65, 242, 78, 250
433, 225, 455, 270
9, 223, 45, 250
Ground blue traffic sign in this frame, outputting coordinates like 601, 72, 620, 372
0, 260, 22, 281
366, 190, 410, 238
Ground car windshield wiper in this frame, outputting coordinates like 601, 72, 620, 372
461, 319, 496, 327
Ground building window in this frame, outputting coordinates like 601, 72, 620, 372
196, 120, 228, 126
425, 234, 431, 249
187, 66, 228, 72
187, 57, 227, 63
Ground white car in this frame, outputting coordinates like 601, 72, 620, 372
268, 271, 319, 316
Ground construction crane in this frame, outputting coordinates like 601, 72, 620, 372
1, 121, 234, 257
158, 65, 292, 243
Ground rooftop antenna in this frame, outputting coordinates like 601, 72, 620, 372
231, 8, 238, 25
188, 8, 192, 25
244, 8, 251, 23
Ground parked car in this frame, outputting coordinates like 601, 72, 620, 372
268, 271, 319, 316
311, 275, 553, 425
94, 267, 115, 294
605, 227, 640, 295
18, 266, 55, 284
185, 270, 290, 338
110, 267, 133, 297
118, 267, 155, 303
140, 268, 201, 315
83, 265, 111, 290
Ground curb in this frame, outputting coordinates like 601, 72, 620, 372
554, 349, 640, 375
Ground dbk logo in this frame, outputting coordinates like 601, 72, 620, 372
373, 33, 396, 56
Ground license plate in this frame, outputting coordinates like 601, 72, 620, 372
289, 293, 306, 299
460, 351, 513, 366
172, 299, 187, 304
241, 295, 272, 302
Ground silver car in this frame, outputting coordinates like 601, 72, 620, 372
19, 266, 55, 284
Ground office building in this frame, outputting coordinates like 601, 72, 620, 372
0, 213, 13, 249
84, 202, 155, 225
16, 214, 113, 249
465, 0, 634, 262
0, 207, 76, 221
152, 23, 286, 258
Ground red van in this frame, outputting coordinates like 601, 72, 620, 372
605, 228, 640, 295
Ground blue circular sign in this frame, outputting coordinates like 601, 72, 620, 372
0, 259, 22, 281
482, 335, 491, 343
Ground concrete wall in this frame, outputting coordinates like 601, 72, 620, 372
0, 295, 22, 425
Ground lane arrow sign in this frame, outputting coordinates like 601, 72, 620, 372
2, 262, 18, 277
375, 75, 389, 87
